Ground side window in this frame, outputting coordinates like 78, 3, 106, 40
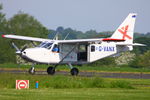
91, 45, 95, 52
52, 44, 59, 53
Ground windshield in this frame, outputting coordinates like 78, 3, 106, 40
38, 42, 53, 49
38, 42, 47, 47
43, 43, 53, 49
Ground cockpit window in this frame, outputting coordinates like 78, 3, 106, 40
38, 42, 53, 49
91, 45, 95, 52
43, 43, 53, 49
38, 42, 47, 47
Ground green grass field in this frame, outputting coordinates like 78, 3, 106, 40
0, 73, 150, 100
1, 88, 150, 100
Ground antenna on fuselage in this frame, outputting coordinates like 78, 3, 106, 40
53, 32, 59, 40
64, 33, 70, 40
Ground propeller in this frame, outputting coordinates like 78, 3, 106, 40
12, 42, 20, 51
21, 45, 27, 52
11, 42, 27, 55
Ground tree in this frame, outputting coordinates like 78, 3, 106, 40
0, 10, 49, 63
62, 28, 77, 39
115, 52, 135, 65
133, 37, 150, 54
88, 57, 116, 67
7, 12, 49, 38
56, 26, 64, 33
130, 50, 150, 68
0, 4, 16, 63
0, 4, 7, 33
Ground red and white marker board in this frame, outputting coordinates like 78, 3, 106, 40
16, 80, 29, 89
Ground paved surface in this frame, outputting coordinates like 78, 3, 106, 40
0, 69, 150, 79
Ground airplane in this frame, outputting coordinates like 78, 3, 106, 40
2, 13, 145, 76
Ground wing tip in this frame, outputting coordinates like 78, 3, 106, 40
1, 35, 5, 38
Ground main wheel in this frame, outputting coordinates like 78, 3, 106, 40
29, 67, 35, 75
70, 68, 79, 76
47, 67, 55, 75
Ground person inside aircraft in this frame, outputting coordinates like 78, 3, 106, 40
52, 44, 59, 53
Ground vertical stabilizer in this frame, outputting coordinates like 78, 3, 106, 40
111, 13, 137, 44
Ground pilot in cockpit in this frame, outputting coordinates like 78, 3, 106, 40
52, 44, 59, 53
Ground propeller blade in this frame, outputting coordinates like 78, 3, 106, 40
21, 45, 27, 52
11, 42, 20, 51
16, 51, 21, 55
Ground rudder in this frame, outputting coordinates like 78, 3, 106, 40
111, 13, 137, 44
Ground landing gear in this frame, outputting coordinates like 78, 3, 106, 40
46, 64, 79, 76
29, 67, 35, 74
47, 66, 55, 75
70, 67, 79, 76
68, 63, 79, 76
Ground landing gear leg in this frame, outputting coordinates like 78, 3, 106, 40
29, 65, 35, 75
47, 66, 55, 75
68, 63, 79, 76
29, 64, 35, 75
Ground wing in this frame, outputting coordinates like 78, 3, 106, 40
57, 38, 102, 43
2, 34, 103, 43
56, 38, 126, 43
2, 34, 51, 42
3, 34, 133, 44
2, 34, 130, 44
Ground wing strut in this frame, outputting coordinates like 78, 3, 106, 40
54, 44, 78, 68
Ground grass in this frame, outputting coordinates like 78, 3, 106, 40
0, 88, 150, 100
0, 73, 150, 89
0, 73, 135, 89
0, 73, 150, 100
0, 63, 150, 73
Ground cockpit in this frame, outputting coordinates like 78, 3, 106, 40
38, 42, 53, 49
38, 42, 59, 53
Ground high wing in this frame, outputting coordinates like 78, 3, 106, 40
2, 34, 51, 42
2, 34, 104, 43
2, 34, 142, 45
2, 34, 145, 47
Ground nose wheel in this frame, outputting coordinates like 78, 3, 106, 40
47, 66, 55, 75
29, 67, 35, 74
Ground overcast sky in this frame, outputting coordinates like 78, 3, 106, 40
1, 0, 150, 33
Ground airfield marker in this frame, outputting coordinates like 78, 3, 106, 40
35, 81, 39, 88
16, 80, 29, 90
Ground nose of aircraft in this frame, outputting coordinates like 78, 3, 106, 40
16, 49, 27, 60
22, 51, 26, 55
20, 48, 37, 60
15, 51, 22, 55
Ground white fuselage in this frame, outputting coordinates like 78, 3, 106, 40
21, 42, 130, 64
22, 48, 60, 64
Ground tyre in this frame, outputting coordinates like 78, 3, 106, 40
70, 68, 79, 76
47, 67, 55, 75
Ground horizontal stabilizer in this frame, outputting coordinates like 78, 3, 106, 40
116, 43, 146, 46
132, 43, 146, 46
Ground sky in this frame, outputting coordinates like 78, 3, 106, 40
0, 0, 150, 33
